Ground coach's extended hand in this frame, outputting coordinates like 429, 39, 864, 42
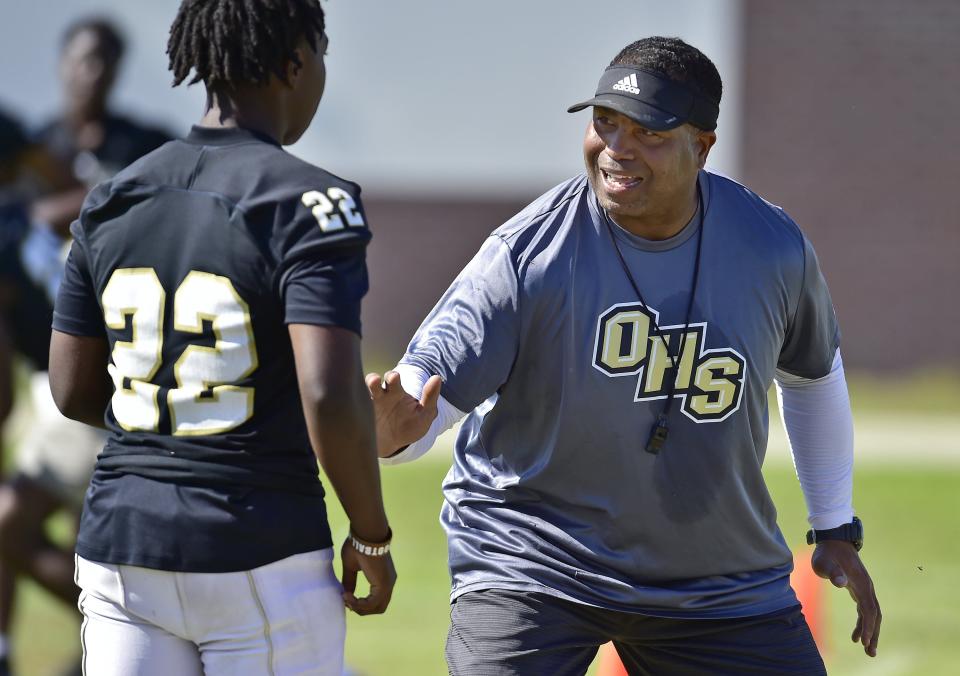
365, 371, 442, 457
812, 541, 882, 657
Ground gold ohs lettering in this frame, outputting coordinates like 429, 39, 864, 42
592, 302, 746, 422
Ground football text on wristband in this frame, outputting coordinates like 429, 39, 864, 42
349, 528, 393, 557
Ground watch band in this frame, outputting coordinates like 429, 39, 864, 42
806, 516, 863, 551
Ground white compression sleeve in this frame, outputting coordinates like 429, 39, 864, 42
775, 349, 855, 531
378, 363, 466, 466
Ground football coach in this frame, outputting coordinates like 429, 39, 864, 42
368, 36, 880, 675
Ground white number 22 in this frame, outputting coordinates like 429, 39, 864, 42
101, 269, 258, 436
301, 187, 366, 233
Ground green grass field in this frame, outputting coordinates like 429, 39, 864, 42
6, 372, 959, 675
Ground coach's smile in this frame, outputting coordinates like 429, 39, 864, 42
599, 169, 644, 195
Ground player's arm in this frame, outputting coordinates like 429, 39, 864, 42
289, 323, 396, 615
48, 331, 111, 428
47, 227, 112, 428
278, 181, 396, 615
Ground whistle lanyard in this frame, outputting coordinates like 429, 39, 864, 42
601, 185, 704, 454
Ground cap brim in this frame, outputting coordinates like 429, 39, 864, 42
567, 94, 683, 131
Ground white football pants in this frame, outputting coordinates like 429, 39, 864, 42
75, 548, 345, 675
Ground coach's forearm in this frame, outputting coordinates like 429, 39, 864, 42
775, 349, 854, 530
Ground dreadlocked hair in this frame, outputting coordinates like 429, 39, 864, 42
167, 0, 325, 90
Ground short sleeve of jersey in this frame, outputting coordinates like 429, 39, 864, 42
274, 183, 371, 335
281, 244, 368, 334
778, 235, 840, 379
401, 235, 521, 413
52, 231, 106, 338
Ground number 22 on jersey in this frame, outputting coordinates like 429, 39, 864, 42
101, 268, 258, 435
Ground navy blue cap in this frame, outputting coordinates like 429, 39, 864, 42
568, 66, 719, 131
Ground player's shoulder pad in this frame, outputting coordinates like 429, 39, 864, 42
266, 154, 371, 265
70, 179, 117, 241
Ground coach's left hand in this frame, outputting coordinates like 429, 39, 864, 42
812, 541, 881, 657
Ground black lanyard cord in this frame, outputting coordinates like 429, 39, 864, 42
602, 184, 705, 454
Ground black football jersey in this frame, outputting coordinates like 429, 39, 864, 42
53, 126, 371, 571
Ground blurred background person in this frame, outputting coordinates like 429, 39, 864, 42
0, 102, 94, 676
0, 104, 78, 676
0, 17, 173, 676
30, 17, 171, 238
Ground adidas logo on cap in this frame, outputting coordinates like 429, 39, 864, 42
612, 73, 640, 95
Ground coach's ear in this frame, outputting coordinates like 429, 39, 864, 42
693, 127, 717, 168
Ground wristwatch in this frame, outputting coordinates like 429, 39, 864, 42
806, 516, 863, 551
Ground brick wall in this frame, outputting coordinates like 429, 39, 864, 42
360, 197, 525, 368
741, 0, 960, 370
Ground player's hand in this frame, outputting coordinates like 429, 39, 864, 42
365, 371, 442, 457
812, 541, 881, 657
340, 536, 397, 616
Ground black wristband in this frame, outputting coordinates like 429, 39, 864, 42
806, 516, 863, 551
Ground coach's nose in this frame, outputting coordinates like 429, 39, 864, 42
603, 127, 637, 162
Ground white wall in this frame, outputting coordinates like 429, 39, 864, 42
0, 0, 743, 197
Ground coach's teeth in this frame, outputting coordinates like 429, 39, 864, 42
604, 172, 639, 187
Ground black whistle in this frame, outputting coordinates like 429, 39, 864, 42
645, 414, 669, 454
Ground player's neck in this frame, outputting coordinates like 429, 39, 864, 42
199, 90, 286, 145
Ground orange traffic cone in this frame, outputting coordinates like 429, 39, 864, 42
596, 641, 628, 676
791, 548, 828, 655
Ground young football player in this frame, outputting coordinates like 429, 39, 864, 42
48, 2, 398, 674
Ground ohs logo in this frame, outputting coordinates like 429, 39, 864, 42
592, 302, 746, 422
